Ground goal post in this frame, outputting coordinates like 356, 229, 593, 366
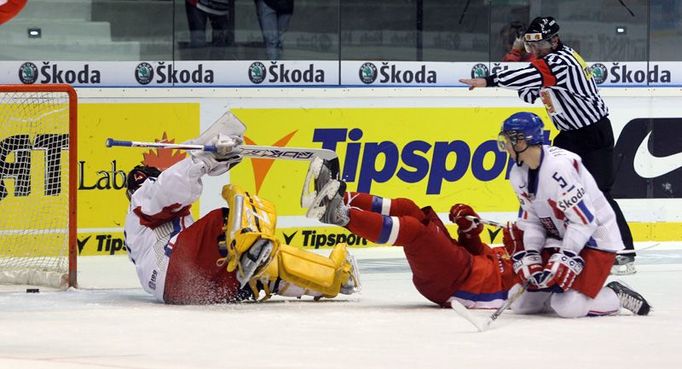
0, 84, 77, 289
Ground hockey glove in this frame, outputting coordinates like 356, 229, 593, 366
540, 250, 585, 291
448, 203, 484, 238
214, 133, 242, 156
502, 221, 524, 255
512, 250, 544, 287
191, 134, 243, 176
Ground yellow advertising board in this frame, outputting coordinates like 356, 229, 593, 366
0, 97, 71, 257
76, 103, 199, 255
230, 107, 553, 213
230, 107, 553, 248
5, 101, 677, 258
230, 107, 679, 246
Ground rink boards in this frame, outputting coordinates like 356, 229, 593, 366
15, 88, 680, 255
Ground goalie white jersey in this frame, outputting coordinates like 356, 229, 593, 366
123, 158, 205, 302
509, 146, 624, 254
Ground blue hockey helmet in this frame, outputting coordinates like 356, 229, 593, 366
497, 112, 545, 151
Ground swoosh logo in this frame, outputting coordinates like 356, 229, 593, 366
633, 132, 682, 178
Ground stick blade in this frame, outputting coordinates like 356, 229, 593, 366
450, 300, 487, 332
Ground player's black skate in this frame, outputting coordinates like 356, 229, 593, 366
607, 281, 651, 316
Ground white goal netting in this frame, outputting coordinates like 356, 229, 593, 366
0, 85, 76, 289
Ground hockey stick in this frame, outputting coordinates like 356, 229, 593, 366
451, 280, 530, 332
482, 281, 530, 329
105, 138, 338, 161
464, 215, 505, 229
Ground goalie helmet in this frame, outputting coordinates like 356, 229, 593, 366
126, 165, 161, 200
498, 112, 545, 151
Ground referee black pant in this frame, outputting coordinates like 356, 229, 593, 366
553, 116, 635, 256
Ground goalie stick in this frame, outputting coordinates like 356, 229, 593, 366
105, 137, 339, 210
451, 280, 530, 332
105, 138, 338, 161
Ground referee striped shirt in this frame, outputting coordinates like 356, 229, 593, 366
486, 43, 608, 131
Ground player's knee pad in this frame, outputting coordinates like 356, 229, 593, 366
550, 290, 590, 318
274, 243, 360, 299
510, 288, 552, 315
219, 184, 279, 286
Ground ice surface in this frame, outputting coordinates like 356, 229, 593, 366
1, 243, 681, 369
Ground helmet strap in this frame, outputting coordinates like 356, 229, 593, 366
513, 144, 529, 167
508, 134, 529, 166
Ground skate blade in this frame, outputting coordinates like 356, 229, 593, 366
305, 180, 341, 220
301, 157, 324, 208
611, 263, 636, 276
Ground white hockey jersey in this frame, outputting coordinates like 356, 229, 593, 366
509, 146, 624, 254
123, 158, 207, 302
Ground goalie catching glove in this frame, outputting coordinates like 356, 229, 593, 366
187, 111, 246, 176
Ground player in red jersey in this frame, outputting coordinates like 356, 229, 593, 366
303, 158, 520, 308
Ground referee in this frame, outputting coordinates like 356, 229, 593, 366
459, 16, 636, 274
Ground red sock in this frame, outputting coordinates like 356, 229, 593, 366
346, 208, 425, 245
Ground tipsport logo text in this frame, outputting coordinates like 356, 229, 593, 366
312, 128, 513, 194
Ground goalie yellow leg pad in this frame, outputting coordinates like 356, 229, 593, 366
218, 184, 279, 280
219, 185, 355, 299
276, 243, 352, 298
222, 184, 277, 239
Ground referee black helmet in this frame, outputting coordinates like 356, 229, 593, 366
524, 17, 560, 42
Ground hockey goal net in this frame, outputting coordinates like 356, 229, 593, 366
0, 84, 77, 289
